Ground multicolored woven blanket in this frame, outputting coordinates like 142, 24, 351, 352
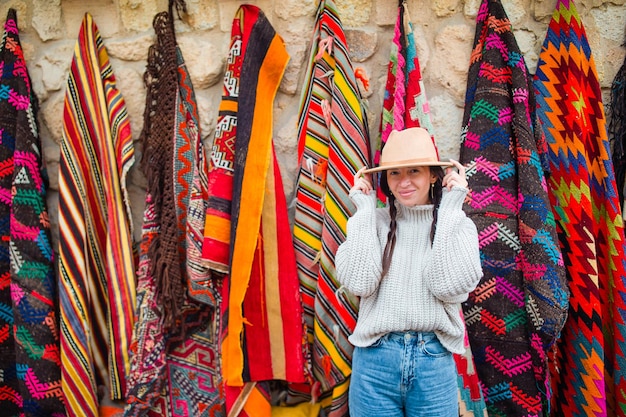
374, 1, 436, 205
534, 0, 626, 415
288, 0, 372, 415
0, 8, 65, 416
124, 4, 223, 416
59, 12, 136, 416
459, 0, 569, 415
200, 5, 306, 416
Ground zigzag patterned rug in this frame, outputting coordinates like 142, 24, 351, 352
459, 0, 569, 415
533, 0, 626, 415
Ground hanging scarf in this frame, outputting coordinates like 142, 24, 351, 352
59, 12, 136, 416
0, 9, 65, 416
534, 0, 626, 414
124, 2, 223, 416
200, 5, 306, 416
374, 0, 437, 204
288, 0, 372, 414
459, 0, 569, 415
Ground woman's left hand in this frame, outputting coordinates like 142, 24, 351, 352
442, 159, 468, 190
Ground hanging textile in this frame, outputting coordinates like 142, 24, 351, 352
533, 0, 626, 415
58, 12, 136, 416
374, 0, 436, 205
200, 4, 306, 416
0, 9, 65, 416
124, 2, 224, 416
459, 0, 570, 415
288, 0, 372, 414
609, 32, 626, 212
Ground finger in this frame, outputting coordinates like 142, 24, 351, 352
449, 159, 465, 172
354, 166, 368, 184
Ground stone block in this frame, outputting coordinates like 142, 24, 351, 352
345, 28, 377, 62
106, 33, 154, 62
178, 33, 225, 90
32, 0, 64, 41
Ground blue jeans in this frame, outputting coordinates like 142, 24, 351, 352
349, 331, 458, 417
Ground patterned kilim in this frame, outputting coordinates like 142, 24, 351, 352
288, 0, 371, 415
124, 6, 223, 416
59, 12, 136, 416
459, 0, 570, 416
0, 9, 65, 416
533, 0, 626, 415
200, 5, 306, 416
374, 1, 436, 205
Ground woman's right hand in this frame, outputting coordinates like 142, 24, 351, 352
350, 167, 373, 194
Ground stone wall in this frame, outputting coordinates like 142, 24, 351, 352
2, 0, 625, 244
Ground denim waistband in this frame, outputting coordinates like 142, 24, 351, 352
385, 331, 437, 342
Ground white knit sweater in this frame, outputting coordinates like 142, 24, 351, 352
335, 186, 483, 354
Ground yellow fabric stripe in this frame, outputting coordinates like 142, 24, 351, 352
204, 214, 231, 243
261, 152, 287, 379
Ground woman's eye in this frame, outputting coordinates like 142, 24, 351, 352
389, 170, 399, 176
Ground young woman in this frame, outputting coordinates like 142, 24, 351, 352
335, 127, 483, 417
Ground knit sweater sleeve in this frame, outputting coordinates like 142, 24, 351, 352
425, 186, 483, 303
335, 190, 384, 297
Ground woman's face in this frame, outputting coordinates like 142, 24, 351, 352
386, 166, 437, 207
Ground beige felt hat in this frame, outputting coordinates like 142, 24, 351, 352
363, 127, 452, 174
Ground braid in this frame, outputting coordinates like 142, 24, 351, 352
429, 167, 445, 244
381, 194, 398, 278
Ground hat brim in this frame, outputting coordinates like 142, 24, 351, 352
362, 160, 453, 174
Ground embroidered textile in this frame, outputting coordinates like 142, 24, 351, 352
59, 12, 136, 416
459, 0, 569, 415
124, 5, 223, 416
0, 8, 65, 416
289, 0, 372, 415
534, 0, 626, 414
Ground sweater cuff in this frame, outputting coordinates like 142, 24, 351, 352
349, 190, 376, 211
439, 186, 468, 212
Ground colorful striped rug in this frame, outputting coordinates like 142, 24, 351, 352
201, 5, 306, 416
533, 0, 626, 415
459, 0, 569, 415
59, 12, 136, 416
0, 8, 65, 416
288, 0, 372, 414
124, 5, 223, 416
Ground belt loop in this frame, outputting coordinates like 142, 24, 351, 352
417, 332, 423, 343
